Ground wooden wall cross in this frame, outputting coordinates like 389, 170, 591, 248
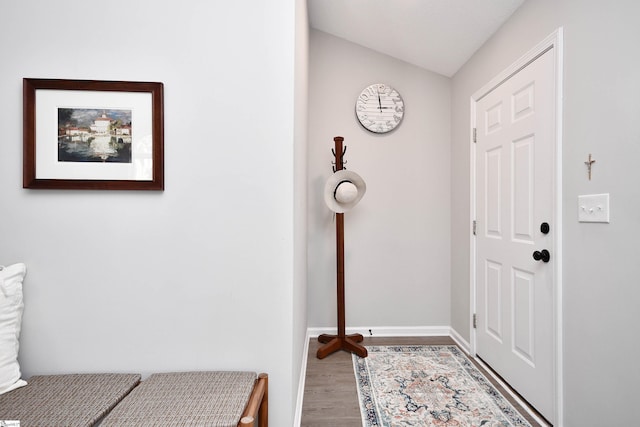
584, 153, 596, 180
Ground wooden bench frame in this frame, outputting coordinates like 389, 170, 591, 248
238, 373, 268, 427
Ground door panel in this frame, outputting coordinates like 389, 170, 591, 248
512, 135, 534, 242
475, 48, 555, 421
485, 260, 503, 341
485, 146, 503, 237
512, 267, 534, 365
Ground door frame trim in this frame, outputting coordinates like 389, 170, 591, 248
469, 28, 564, 426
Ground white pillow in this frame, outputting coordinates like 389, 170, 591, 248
0, 263, 27, 395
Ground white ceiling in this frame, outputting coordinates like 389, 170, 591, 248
308, 0, 525, 77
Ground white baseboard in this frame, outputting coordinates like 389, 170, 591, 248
307, 325, 451, 338
449, 327, 471, 353
293, 329, 311, 427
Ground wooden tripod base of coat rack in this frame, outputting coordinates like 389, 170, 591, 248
317, 136, 367, 360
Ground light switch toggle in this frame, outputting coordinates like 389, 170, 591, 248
578, 193, 610, 223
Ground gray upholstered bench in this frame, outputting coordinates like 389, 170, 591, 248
101, 371, 268, 427
0, 371, 268, 427
0, 373, 141, 427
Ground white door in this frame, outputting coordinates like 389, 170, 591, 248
475, 48, 556, 422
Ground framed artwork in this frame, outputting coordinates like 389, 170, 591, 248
23, 78, 164, 190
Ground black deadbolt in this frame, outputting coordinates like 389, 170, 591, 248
540, 222, 550, 234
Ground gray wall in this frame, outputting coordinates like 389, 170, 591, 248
451, 0, 640, 425
307, 30, 451, 332
0, 1, 306, 425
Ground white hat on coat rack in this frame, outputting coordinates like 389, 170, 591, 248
323, 169, 366, 213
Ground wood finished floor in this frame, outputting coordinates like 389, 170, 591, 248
301, 336, 548, 427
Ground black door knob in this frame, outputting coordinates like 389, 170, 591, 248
533, 249, 550, 263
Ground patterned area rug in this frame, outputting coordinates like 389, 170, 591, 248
353, 345, 532, 427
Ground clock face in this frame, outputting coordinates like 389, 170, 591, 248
355, 83, 404, 133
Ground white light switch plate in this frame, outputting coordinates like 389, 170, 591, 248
578, 193, 610, 223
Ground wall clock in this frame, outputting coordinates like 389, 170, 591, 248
355, 83, 404, 133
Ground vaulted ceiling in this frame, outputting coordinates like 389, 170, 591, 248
308, 0, 525, 77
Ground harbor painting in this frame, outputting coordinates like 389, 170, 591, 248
58, 108, 132, 163
24, 78, 164, 190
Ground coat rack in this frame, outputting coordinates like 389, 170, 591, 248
317, 136, 368, 359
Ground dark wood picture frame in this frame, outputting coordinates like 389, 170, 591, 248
23, 78, 164, 190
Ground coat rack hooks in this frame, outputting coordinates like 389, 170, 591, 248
331, 146, 347, 172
